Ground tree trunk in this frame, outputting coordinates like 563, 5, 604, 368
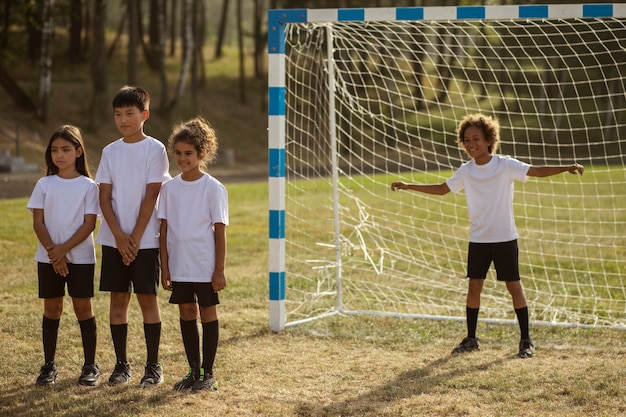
252, 0, 265, 79
236, 0, 245, 103
107, 10, 126, 58
37, 0, 54, 123
68, 0, 82, 62
168, 0, 192, 110
1, 0, 11, 48
191, 0, 206, 100
156, 0, 169, 111
127, 0, 139, 85
26, 0, 43, 65
89, 0, 108, 128
169, 0, 177, 57
214, 0, 229, 59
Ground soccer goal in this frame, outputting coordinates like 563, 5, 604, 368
267, 4, 626, 332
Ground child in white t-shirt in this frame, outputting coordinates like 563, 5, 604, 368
391, 114, 584, 358
158, 117, 228, 392
27, 125, 100, 386
96, 86, 170, 387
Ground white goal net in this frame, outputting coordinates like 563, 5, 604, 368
268, 5, 626, 331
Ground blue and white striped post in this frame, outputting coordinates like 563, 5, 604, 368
268, 10, 307, 332
267, 3, 625, 332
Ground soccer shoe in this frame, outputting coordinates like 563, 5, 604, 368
174, 367, 199, 391
140, 362, 164, 388
77, 363, 100, 386
518, 339, 535, 358
108, 361, 131, 385
192, 368, 218, 392
36, 361, 58, 386
452, 337, 480, 354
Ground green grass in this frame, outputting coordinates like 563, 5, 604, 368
281, 167, 625, 326
2, 179, 626, 416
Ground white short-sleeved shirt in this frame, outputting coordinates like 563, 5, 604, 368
158, 173, 229, 283
27, 175, 99, 264
446, 154, 530, 243
95, 136, 170, 249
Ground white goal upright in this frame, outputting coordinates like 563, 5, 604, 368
267, 4, 626, 332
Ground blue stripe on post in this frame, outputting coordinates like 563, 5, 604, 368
269, 271, 285, 301
338, 8, 364, 21
268, 148, 285, 178
269, 210, 285, 239
396, 7, 424, 21
268, 87, 285, 116
519, 5, 549, 19
583, 4, 613, 18
457, 6, 485, 20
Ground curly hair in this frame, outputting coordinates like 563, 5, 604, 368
457, 114, 500, 155
168, 116, 218, 168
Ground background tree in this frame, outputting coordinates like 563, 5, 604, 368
127, 0, 139, 85
88, 0, 108, 128
236, 0, 245, 104
169, 0, 192, 110
214, 0, 229, 59
68, 0, 82, 62
36, 0, 54, 123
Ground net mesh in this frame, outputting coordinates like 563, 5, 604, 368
282, 17, 626, 327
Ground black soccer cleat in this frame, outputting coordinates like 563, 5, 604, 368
452, 337, 480, 354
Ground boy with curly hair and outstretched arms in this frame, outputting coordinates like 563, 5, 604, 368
391, 114, 583, 358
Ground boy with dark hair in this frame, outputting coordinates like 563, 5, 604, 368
96, 85, 171, 386
391, 113, 583, 358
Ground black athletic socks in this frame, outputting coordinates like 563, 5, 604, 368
515, 306, 530, 340
110, 323, 128, 363
78, 316, 97, 365
466, 307, 479, 339
201, 320, 219, 375
42, 316, 60, 364
180, 318, 201, 369
144, 322, 162, 364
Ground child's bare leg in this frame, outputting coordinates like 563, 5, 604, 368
505, 281, 527, 309
466, 278, 484, 308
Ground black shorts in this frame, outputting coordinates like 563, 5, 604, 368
99, 246, 160, 294
38, 262, 95, 299
169, 282, 220, 307
467, 240, 520, 282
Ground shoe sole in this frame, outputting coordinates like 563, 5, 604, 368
140, 378, 164, 388
108, 378, 131, 386
35, 380, 56, 386
452, 347, 479, 354
78, 379, 99, 387
36, 374, 58, 386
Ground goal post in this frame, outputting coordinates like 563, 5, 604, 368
267, 4, 626, 332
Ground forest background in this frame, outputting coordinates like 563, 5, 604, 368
0, 0, 607, 195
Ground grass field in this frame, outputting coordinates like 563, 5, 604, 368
2, 180, 626, 417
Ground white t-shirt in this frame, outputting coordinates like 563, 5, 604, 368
27, 175, 99, 264
158, 173, 229, 283
446, 154, 530, 243
95, 136, 170, 249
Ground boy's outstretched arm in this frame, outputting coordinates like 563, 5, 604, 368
527, 163, 584, 178
391, 181, 450, 195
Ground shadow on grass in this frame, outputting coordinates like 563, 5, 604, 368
0, 374, 197, 417
294, 353, 510, 416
